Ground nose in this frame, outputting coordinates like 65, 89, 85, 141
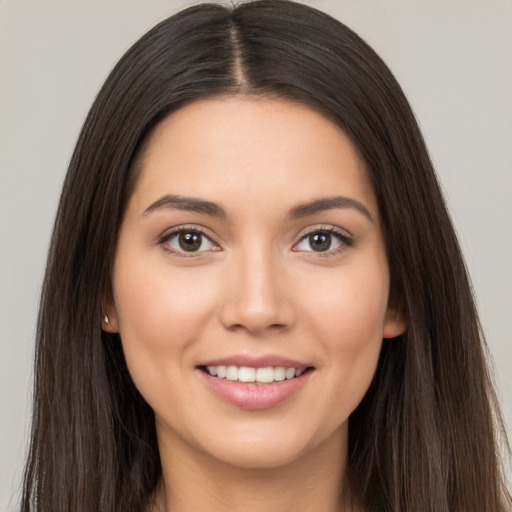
219, 247, 295, 335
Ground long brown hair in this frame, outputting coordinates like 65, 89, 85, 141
21, 1, 511, 511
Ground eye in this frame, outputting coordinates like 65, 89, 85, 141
294, 229, 351, 253
160, 229, 218, 254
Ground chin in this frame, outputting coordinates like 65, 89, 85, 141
188, 418, 347, 472
205, 441, 310, 470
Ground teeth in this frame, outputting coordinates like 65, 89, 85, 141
238, 366, 256, 382
274, 367, 286, 381
205, 365, 306, 383
226, 365, 238, 381
256, 367, 274, 383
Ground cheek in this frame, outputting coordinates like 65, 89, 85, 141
111, 257, 219, 390
303, 261, 389, 346
115, 255, 218, 331
298, 260, 389, 411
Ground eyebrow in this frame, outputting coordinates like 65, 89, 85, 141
143, 193, 373, 222
143, 194, 227, 218
288, 196, 374, 222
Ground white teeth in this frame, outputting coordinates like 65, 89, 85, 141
274, 367, 286, 381
238, 366, 256, 382
205, 365, 306, 383
256, 367, 274, 383
226, 365, 238, 381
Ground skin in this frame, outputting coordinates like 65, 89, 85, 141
105, 96, 405, 512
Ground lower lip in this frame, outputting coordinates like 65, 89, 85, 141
198, 370, 312, 410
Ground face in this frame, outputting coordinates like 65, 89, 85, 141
106, 96, 405, 470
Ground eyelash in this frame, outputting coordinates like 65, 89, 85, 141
294, 226, 353, 257
158, 226, 218, 258
157, 225, 353, 257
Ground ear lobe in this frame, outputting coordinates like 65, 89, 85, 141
102, 286, 119, 333
383, 307, 407, 339
102, 313, 118, 333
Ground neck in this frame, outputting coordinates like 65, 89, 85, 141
151, 423, 350, 512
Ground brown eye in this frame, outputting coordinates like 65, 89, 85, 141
178, 232, 202, 251
308, 232, 331, 252
162, 229, 216, 254
295, 229, 349, 254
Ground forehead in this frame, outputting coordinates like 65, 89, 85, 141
129, 96, 377, 219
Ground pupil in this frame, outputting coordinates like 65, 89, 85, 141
179, 232, 201, 251
310, 232, 331, 251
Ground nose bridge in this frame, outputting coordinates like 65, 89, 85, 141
220, 241, 291, 333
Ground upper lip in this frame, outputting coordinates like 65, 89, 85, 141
197, 354, 311, 369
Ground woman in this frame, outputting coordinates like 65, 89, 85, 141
21, 1, 511, 511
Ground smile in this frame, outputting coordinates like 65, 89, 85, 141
197, 361, 314, 409
203, 365, 305, 384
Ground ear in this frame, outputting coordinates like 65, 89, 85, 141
102, 285, 119, 333
383, 306, 407, 339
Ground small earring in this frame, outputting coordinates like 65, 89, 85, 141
103, 314, 110, 325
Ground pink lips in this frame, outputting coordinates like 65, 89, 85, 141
196, 355, 313, 410
199, 354, 310, 369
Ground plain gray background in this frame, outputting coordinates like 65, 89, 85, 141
1, 1, 511, 509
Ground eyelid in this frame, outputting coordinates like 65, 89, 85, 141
158, 225, 221, 256
292, 225, 353, 254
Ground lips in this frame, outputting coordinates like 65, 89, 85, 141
196, 355, 314, 409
